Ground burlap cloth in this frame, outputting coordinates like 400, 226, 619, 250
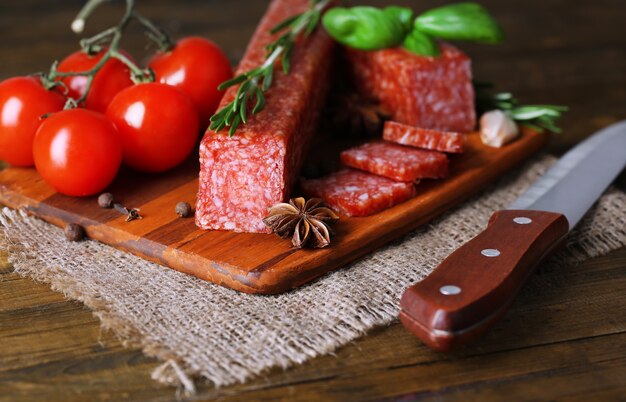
1, 156, 625, 393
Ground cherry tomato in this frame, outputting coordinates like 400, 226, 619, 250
57, 49, 134, 113
148, 36, 232, 127
33, 109, 122, 197
106, 83, 199, 173
0, 76, 65, 166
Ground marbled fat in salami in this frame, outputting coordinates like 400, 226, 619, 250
383, 121, 465, 154
341, 142, 449, 182
301, 169, 417, 217
347, 43, 476, 133
196, 0, 335, 233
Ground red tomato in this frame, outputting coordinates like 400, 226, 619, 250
148, 36, 232, 127
106, 83, 199, 173
0, 76, 65, 166
57, 49, 134, 113
33, 109, 122, 196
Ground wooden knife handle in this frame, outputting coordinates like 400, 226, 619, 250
399, 210, 569, 352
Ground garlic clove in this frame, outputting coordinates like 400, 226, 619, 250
480, 110, 520, 148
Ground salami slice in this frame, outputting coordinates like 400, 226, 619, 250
195, 0, 335, 233
346, 43, 476, 133
383, 121, 465, 154
301, 169, 416, 217
341, 142, 449, 182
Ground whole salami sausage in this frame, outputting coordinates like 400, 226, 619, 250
196, 0, 336, 233
346, 43, 476, 133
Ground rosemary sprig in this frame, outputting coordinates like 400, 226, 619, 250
209, 0, 330, 136
475, 81, 568, 133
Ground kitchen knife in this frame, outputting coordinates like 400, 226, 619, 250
399, 121, 626, 352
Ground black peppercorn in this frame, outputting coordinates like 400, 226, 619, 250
64, 223, 86, 242
98, 192, 114, 208
175, 202, 193, 218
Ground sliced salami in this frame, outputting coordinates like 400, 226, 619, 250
340, 142, 449, 182
346, 43, 476, 133
383, 121, 465, 154
195, 0, 335, 233
301, 169, 416, 217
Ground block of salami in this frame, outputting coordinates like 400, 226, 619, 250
383, 121, 465, 153
301, 169, 417, 217
341, 142, 449, 182
346, 43, 476, 133
196, 0, 335, 233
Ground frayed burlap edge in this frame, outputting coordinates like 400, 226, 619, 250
0, 209, 199, 393
1, 155, 625, 393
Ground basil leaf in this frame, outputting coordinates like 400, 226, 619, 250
322, 6, 406, 50
415, 2, 504, 43
403, 29, 439, 57
383, 6, 414, 34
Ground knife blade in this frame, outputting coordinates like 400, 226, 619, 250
399, 121, 626, 352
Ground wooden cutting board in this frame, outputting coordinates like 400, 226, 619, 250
0, 129, 546, 294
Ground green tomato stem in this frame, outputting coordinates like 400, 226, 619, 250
110, 49, 153, 84
79, 27, 118, 54
60, 50, 113, 106
134, 12, 174, 52
71, 0, 109, 34
49, 48, 114, 79
42, 0, 163, 108
65, 75, 94, 109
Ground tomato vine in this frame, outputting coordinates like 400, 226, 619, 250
38, 0, 173, 109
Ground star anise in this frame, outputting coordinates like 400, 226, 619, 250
263, 197, 339, 249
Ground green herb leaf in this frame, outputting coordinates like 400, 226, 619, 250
281, 42, 294, 74
239, 90, 249, 124
403, 29, 439, 57
232, 80, 250, 112
475, 81, 568, 133
322, 6, 407, 51
414, 2, 504, 43
229, 114, 241, 137
217, 74, 247, 91
305, 10, 321, 36
261, 67, 274, 92
270, 14, 299, 34
252, 87, 266, 114
509, 106, 562, 120
383, 6, 414, 34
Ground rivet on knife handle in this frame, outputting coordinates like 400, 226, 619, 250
399, 210, 569, 352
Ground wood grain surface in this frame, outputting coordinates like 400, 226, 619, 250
1, 0, 625, 401
0, 130, 545, 294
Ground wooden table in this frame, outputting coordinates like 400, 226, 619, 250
1, 1, 625, 400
